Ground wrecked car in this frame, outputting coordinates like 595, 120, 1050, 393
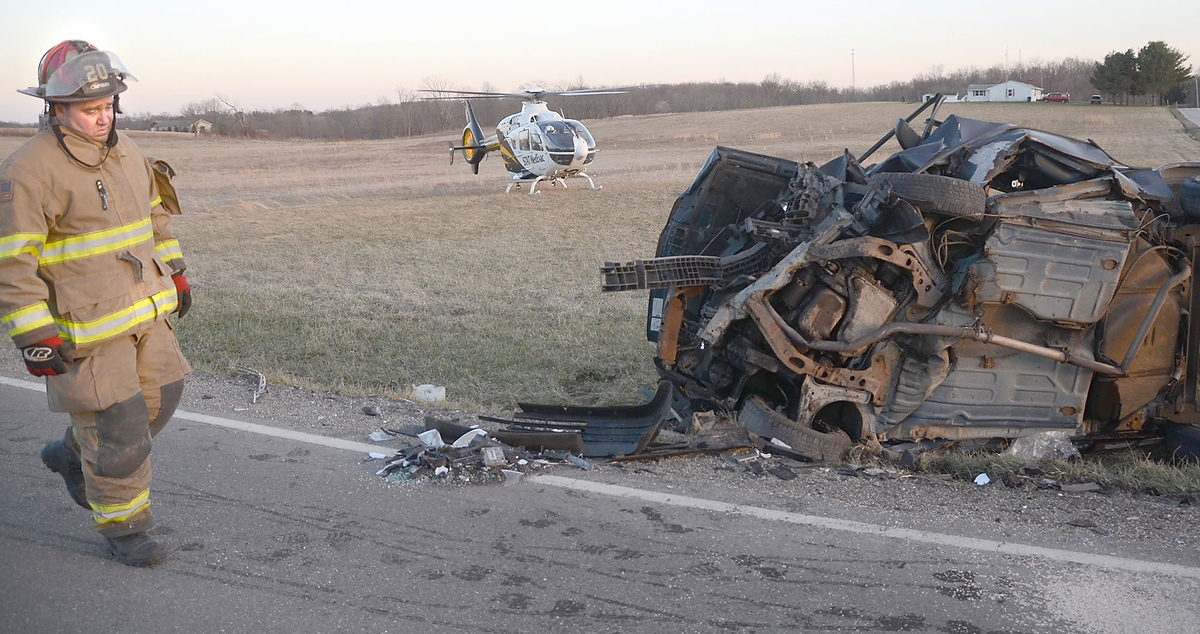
602, 95, 1200, 459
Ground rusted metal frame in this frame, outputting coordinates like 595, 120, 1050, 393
1111, 260, 1191, 375
808, 236, 946, 315
701, 211, 852, 345
744, 298, 888, 405
754, 291, 1129, 376
858, 93, 943, 163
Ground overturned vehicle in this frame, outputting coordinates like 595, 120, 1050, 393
603, 96, 1200, 457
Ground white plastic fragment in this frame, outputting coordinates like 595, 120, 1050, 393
452, 429, 488, 448
502, 470, 523, 486
974, 473, 991, 486
769, 438, 794, 450
418, 429, 445, 449
481, 446, 507, 467
1002, 430, 1081, 461
434, 466, 449, 476
365, 452, 387, 461
412, 384, 447, 403
368, 430, 393, 442
565, 455, 593, 470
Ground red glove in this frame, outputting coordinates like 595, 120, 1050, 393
172, 273, 191, 318
21, 335, 70, 377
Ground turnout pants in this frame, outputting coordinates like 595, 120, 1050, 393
47, 319, 190, 537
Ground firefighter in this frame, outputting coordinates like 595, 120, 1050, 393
0, 40, 192, 567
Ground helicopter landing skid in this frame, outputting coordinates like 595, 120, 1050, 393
505, 175, 548, 195
504, 173, 603, 195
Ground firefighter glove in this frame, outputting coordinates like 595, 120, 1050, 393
173, 273, 191, 318
22, 335, 70, 377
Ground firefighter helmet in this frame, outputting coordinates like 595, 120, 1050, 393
17, 40, 135, 103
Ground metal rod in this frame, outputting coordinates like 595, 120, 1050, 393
857, 94, 941, 163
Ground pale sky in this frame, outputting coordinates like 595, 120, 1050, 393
1, 0, 1197, 123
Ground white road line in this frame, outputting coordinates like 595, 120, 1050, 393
6, 374, 1198, 578
530, 475, 1200, 579
0, 375, 383, 455
1, 375, 46, 392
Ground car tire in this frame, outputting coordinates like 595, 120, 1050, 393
1180, 176, 1200, 218
738, 396, 852, 463
1163, 422, 1200, 463
869, 172, 987, 221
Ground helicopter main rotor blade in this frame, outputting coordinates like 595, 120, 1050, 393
421, 89, 527, 99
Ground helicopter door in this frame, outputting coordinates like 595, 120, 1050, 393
517, 130, 530, 151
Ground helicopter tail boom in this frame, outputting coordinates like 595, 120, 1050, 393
451, 100, 493, 175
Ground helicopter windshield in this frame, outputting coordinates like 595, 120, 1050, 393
564, 120, 595, 148
536, 121, 580, 152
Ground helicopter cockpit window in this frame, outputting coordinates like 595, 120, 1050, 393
518, 130, 530, 151
530, 133, 544, 151
565, 120, 595, 148
538, 121, 578, 152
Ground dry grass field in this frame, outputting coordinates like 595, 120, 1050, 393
3, 102, 1199, 413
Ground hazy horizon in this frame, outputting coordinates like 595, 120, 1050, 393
1, 0, 1196, 124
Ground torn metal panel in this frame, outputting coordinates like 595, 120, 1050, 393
973, 198, 1137, 324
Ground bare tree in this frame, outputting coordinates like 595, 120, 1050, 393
216, 94, 250, 138
421, 75, 459, 130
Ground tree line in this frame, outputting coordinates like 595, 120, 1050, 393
1090, 41, 1192, 105
54, 41, 1192, 139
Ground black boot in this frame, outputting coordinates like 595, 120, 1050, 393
105, 533, 166, 567
41, 426, 88, 509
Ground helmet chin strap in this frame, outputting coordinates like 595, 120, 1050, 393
49, 97, 118, 169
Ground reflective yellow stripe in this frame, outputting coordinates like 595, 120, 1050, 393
2, 302, 55, 338
58, 288, 177, 345
39, 218, 153, 266
150, 196, 162, 207
91, 489, 150, 524
154, 239, 182, 263
0, 232, 45, 260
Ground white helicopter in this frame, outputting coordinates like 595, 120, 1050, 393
427, 86, 626, 194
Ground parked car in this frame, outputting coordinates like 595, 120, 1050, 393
1043, 92, 1070, 102
1092, 94, 1103, 104
603, 96, 1200, 458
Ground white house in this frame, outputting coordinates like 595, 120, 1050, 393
963, 81, 1043, 103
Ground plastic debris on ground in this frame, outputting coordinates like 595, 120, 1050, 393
411, 384, 447, 403
376, 415, 619, 485
368, 430, 394, 442
1002, 431, 1082, 461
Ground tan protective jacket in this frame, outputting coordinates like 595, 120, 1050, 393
0, 127, 186, 351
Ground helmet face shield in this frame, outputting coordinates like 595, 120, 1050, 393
43, 50, 135, 100
19, 48, 136, 102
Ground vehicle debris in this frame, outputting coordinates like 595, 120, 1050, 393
234, 365, 268, 403
376, 414, 626, 484
1002, 431, 1081, 461
602, 94, 1200, 460
411, 384, 447, 403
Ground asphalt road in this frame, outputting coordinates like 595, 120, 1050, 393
1179, 108, 1200, 128
2, 377, 1199, 634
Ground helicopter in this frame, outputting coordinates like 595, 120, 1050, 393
426, 86, 627, 194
